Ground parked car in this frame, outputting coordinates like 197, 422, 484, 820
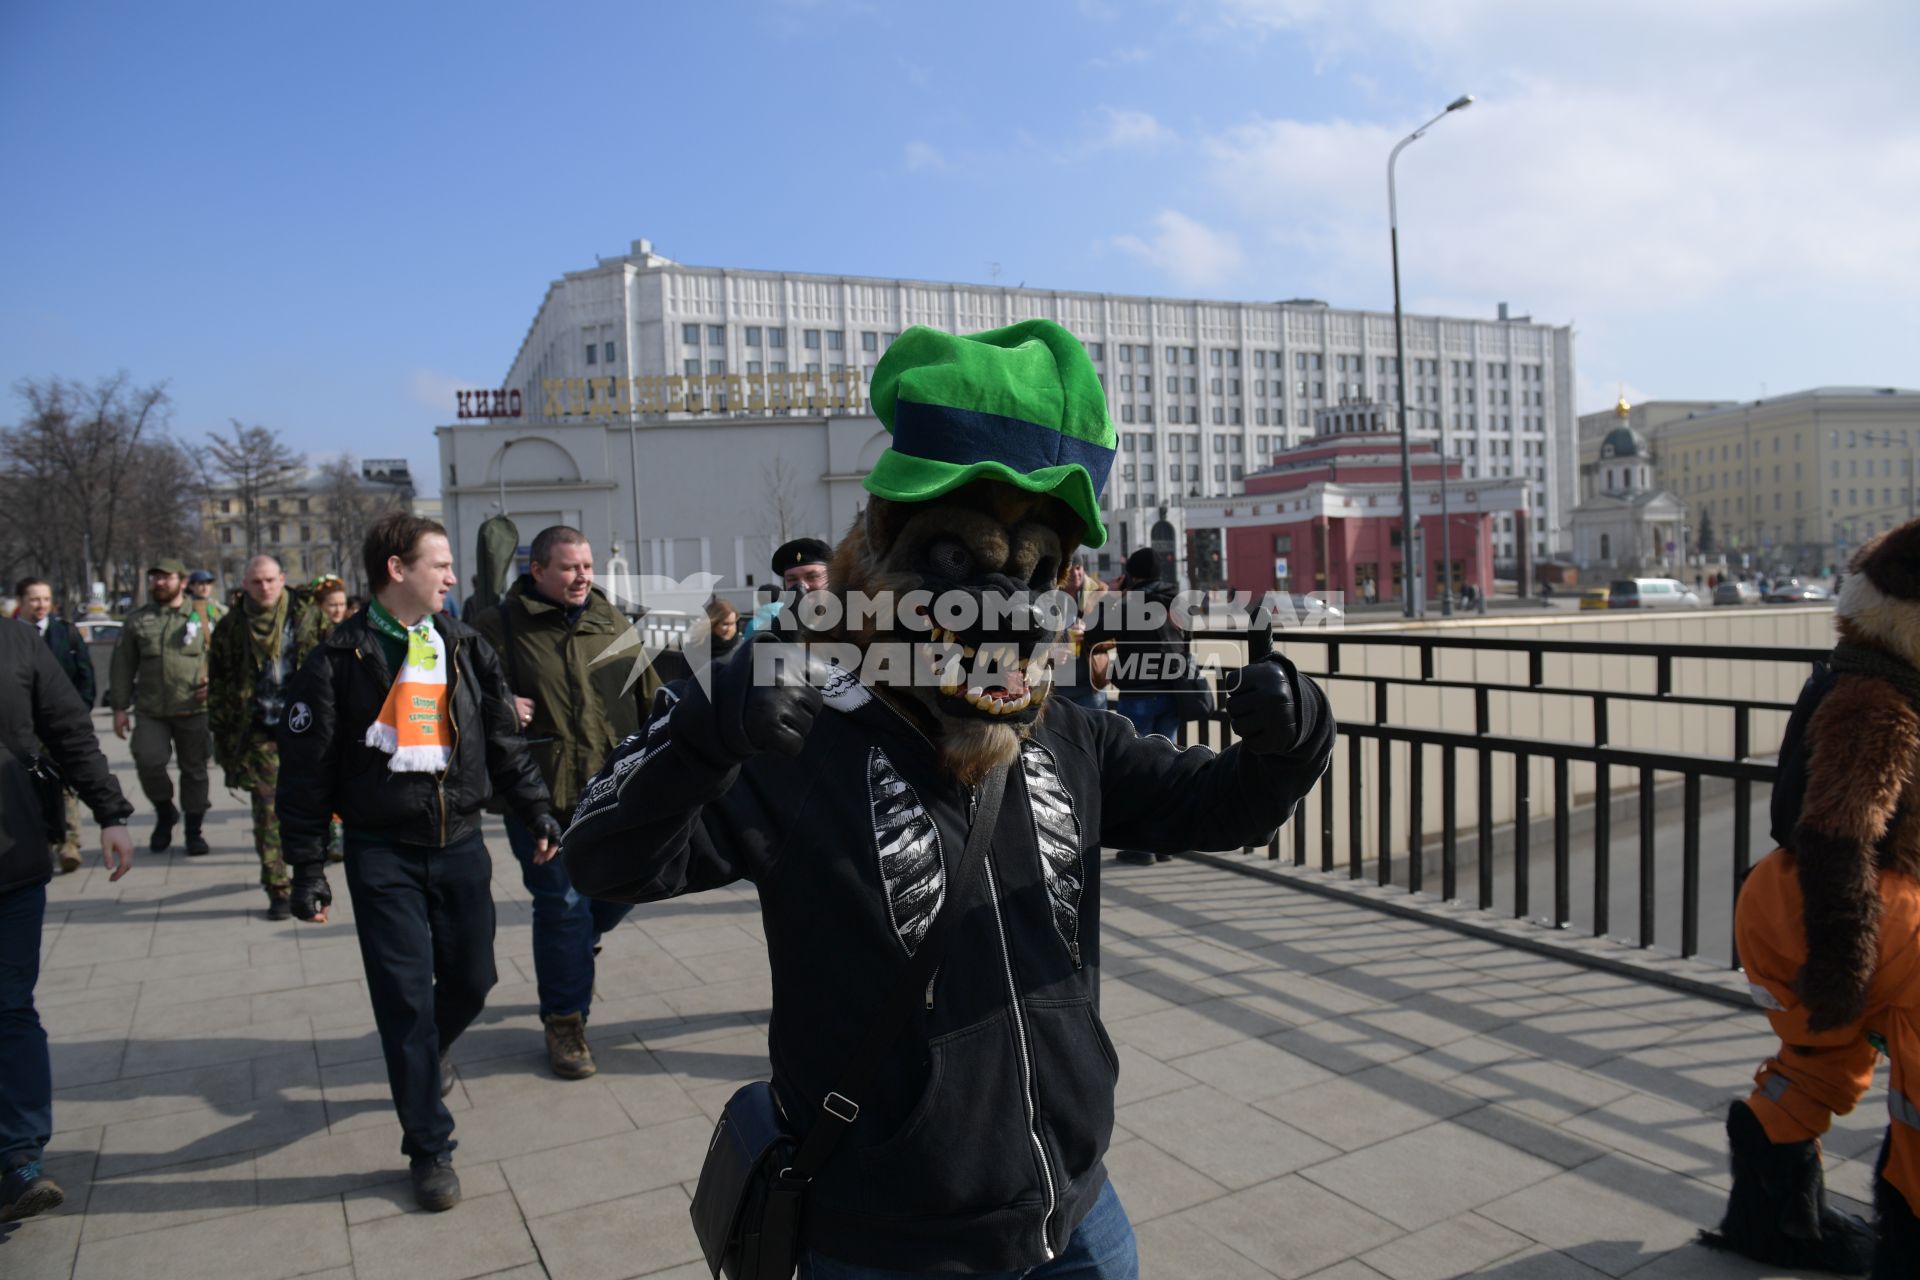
1608, 578, 1703, 610
1579, 587, 1611, 611
1763, 582, 1834, 604
1713, 581, 1762, 606
72, 618, 122, 645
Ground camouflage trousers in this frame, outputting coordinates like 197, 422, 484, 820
231, 733, 290, 896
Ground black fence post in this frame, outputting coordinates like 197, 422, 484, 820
1639, 766, 1657, 948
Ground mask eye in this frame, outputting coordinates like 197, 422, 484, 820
925, 538, 974, 580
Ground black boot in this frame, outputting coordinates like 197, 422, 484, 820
149, 802, 178, 853
410, 1155, 460, 1212
1873, 1133, 1920, 1280
184, 812, 210, 857
1701, 1100, 1874, 1274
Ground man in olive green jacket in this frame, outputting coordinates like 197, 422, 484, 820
209, 556, 324, 918
109, 558, 213, 855
471, 526, 651, 1079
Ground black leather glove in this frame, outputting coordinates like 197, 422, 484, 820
289, 866, 332, 922
529, 811, 563, 847
1225, 616, 1313, 756
705, 630, 829, 760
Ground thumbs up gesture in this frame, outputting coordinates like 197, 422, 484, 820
1225, 608, 1308, 756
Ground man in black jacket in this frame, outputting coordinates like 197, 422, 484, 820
277, 512, 558, 1212
1, 616, 133, 1222
563, 321, 1334, 1275
15, 578, 97, 874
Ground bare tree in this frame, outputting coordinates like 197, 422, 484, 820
760, 457, 803, 547
318, 455, 383, 591
0, 373, 180, 608
203, 419, 300, 556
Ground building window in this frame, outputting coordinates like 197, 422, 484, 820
604, 341, 616, 364
1211, 407, 1225, 425
1167, 348, 1179, 365
862, 332, 879, 352
684, 358, 700, 376
1256, 409, 1268, 425
704, 325, 723, 345
746, 326, 762, 346
1122, 405, 1135, 423
1140, 405, 1153, 423
1141, 464, 1155, 481
827, 331, 843, 351
683, 324, 700, 344
585, 344, 597, 366
804, 330, 821, 349
768, 329, 786, 349
709, 359, 725, 375
220, 526, 233, 545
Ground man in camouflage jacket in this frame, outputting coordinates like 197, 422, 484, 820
209, 556, 322, 917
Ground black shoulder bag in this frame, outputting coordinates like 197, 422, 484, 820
689, 761, 1011, 1280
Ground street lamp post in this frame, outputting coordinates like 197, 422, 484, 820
1390, 93, 1474, 619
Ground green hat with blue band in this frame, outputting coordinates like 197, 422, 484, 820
866, 320, 1115, 548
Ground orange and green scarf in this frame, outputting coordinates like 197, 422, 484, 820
364, 601, 451, 772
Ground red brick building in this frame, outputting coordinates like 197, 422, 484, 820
1181, 406, 1531, 603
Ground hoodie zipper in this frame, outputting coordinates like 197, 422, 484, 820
973, 784, 1058, 1262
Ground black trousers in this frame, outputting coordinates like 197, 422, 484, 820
343, 830, 497, 1164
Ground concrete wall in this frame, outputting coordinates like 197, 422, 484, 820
1189, 605, 1834, 867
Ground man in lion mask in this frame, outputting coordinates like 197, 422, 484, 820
564, 320, 1334, 1277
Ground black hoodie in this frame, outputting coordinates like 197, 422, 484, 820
563, 662, 1334, 1271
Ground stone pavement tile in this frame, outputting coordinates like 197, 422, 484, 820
589, 948, 706, 999
1449, 1056, 1639, 1125
37, 988, 139, 1038
0, 1211, 84, 1280
1349, 997, 1512, 1049
252, 1119, 423, 1205
1182, 1175, 1403, 1279
1134, 1212, 1282, 1278
248, 979, 368, 1026
38, 1128, 102, 1216
1494, 1008, 1680, 1070
672, 943, 771, 986
1619, 1240, 1804, 1278
1629, 1016, 1776, 1069
1476, 1154, 1727, 1278
1358, 1212, 1533, 1280
579, 993, 682, 1045
1467, 1245, 1612, 1277
129, 991, 257, 1038
1107, 1043, 1192, 1107
35, 963, 95, 996
49, 1035, 128, 1088
1823, 1152, 1879, 1212
96, 1098, 326, 1180
43, 918, 155, 969
1451, 1103, 1613, 1170
118, 1014, 315, 1080
527, 1184, 700, 1280
314, 1025, 384, 1068
601, 1060, 707, 1131
1197, 969, 1391, 1022
1096, 977, 1177, 1023
342, 1161, 508, 1226
637, 1264, 713, 1280
1118, 1085, 1339, 1191
1559, 1091, 1730, 1186
1267, 1019, 1423, 1076
652, 922, 762, 960
347, 1190, 538, 1280
660, 974, 774, 1020
648, 1025, 770, 1088
70, 1199, 350, 1280
1584, 1045, 1748, 1116
125, 963, 311, 1010
1302, 1119, 1563, 1233
1167, 1034, 1340, 1103
1104, 1137, 1230, 1223
1258, 1065, 1480, 1152
85, 944, 253, 989
1300, 1265, 1391, 1280
502, 1115, 713, 1218
252, 1046, 322, 1099
301, 941, 373, 986
80, 1152, 258, 1243
52, 1060, 254, 1131
451, 1083, 636, 1167
1107, 999, 1276, 1061
1395, 1034, 1535, 1086
637, 1012, 758, 1053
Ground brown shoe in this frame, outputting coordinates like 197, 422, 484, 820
543, 1012, 596, 1080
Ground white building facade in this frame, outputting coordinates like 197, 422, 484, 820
438, 239, 1578, 599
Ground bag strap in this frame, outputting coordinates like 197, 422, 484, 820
782, 760, 1012, 1181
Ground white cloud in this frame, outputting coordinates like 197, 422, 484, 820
1111, 211, 1246, 291
408, 369, 473, 413
1159, 0, 1920, 407
1094, 106, 1174, 150
1089, 46, 1152, 69
904, 140, 946, 172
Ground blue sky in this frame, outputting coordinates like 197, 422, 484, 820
4, 0, 1915, 496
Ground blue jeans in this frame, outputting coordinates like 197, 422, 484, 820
801, 1180, 1138, 1279
503, 815, 632, 1021
1115, 693, 1181, 743
0, 885, 50, 1166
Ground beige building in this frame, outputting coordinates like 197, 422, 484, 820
199, 459, 419, 593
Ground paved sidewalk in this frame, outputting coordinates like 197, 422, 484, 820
3, 719, 1868, 1278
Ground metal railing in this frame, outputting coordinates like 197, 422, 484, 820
1177, 630, 1826, 968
